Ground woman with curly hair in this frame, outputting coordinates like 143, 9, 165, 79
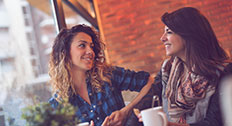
136, 7, 231, 126
48, 24, 153, 126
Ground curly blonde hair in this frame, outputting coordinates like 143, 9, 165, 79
49, 24, 112, 99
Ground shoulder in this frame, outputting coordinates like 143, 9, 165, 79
112, 66, 131, 72
112, 66, 150, 78
111, 66, 131, 75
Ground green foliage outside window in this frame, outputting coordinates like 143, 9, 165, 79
21, 99, 79, 126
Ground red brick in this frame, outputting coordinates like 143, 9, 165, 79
96, 0, 232, 74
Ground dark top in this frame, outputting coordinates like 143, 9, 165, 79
126, 63, 232, 126
190, 63, 232, 126
49, 66, 150, 126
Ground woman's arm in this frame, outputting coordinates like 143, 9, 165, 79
120, 76, 154, 111
105, 76, 154, 126
124, 70, 163, 126
105, 68, 163, 126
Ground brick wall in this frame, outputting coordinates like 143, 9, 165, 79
95, 0, 232, 75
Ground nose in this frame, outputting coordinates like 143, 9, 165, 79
160, 33, 167, 42
86, 45, 94, 55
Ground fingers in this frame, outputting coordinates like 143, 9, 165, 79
133, 108, 143, 122
102, 116, 120, 126
101, 116, 110, 126
108, 111, 116, 120
133, 108, 140, 117
108, 114, 119, 125
108, 111, 123, 126
138, 113, 143, 122
90, 120, 94, 126
109, 119, 122, 126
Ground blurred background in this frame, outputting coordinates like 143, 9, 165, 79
0, 0, 231, 125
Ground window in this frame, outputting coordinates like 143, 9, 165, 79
0, 58, 15, 81
0, 58, 14, 73
22, 6, 27, 14
26, 32, 33, 41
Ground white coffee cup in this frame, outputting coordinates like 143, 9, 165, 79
141, 106, 168, 126
76, 122, 89, 126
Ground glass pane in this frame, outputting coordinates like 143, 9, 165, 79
0, 0, 56, 125
63, 0, 94, 28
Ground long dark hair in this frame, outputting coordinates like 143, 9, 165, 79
161, 7, 229, 81
49, 24, 112, 99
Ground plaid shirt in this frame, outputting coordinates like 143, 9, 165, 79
49, 66, 149, 126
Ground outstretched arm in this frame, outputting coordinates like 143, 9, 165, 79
103, 76, 154, 126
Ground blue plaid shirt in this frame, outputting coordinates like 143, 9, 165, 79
49, 66, 149, 126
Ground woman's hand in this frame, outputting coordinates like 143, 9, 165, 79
102, 108, 128, 126
134, 108, 143, 122
90, 120, 94, 126
137, 113, 143, 122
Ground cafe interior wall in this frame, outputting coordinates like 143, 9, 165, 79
23, 0, 232, 105
95, 0, 232, 101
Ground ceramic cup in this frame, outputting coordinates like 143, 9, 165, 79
141, 106, 168, 126
76, 122, 89, 126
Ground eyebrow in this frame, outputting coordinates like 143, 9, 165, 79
78, 40, 87, 43
77, 40, 94, 46
78, 40, 92, 44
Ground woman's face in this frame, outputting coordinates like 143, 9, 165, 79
69, 32, 95, 71
160, 26, 186, 60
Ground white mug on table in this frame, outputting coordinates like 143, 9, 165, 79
141, 106, 168, 126
76, 122, 89, 126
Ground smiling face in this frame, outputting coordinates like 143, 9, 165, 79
70, 32, 95, 72
160, 26, 186, 60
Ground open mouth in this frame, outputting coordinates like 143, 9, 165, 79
82, 55, 94, 63
83, 57, 93, 61
164, 43, 171, 48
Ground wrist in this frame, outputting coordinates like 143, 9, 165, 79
121, 106, 130, 115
